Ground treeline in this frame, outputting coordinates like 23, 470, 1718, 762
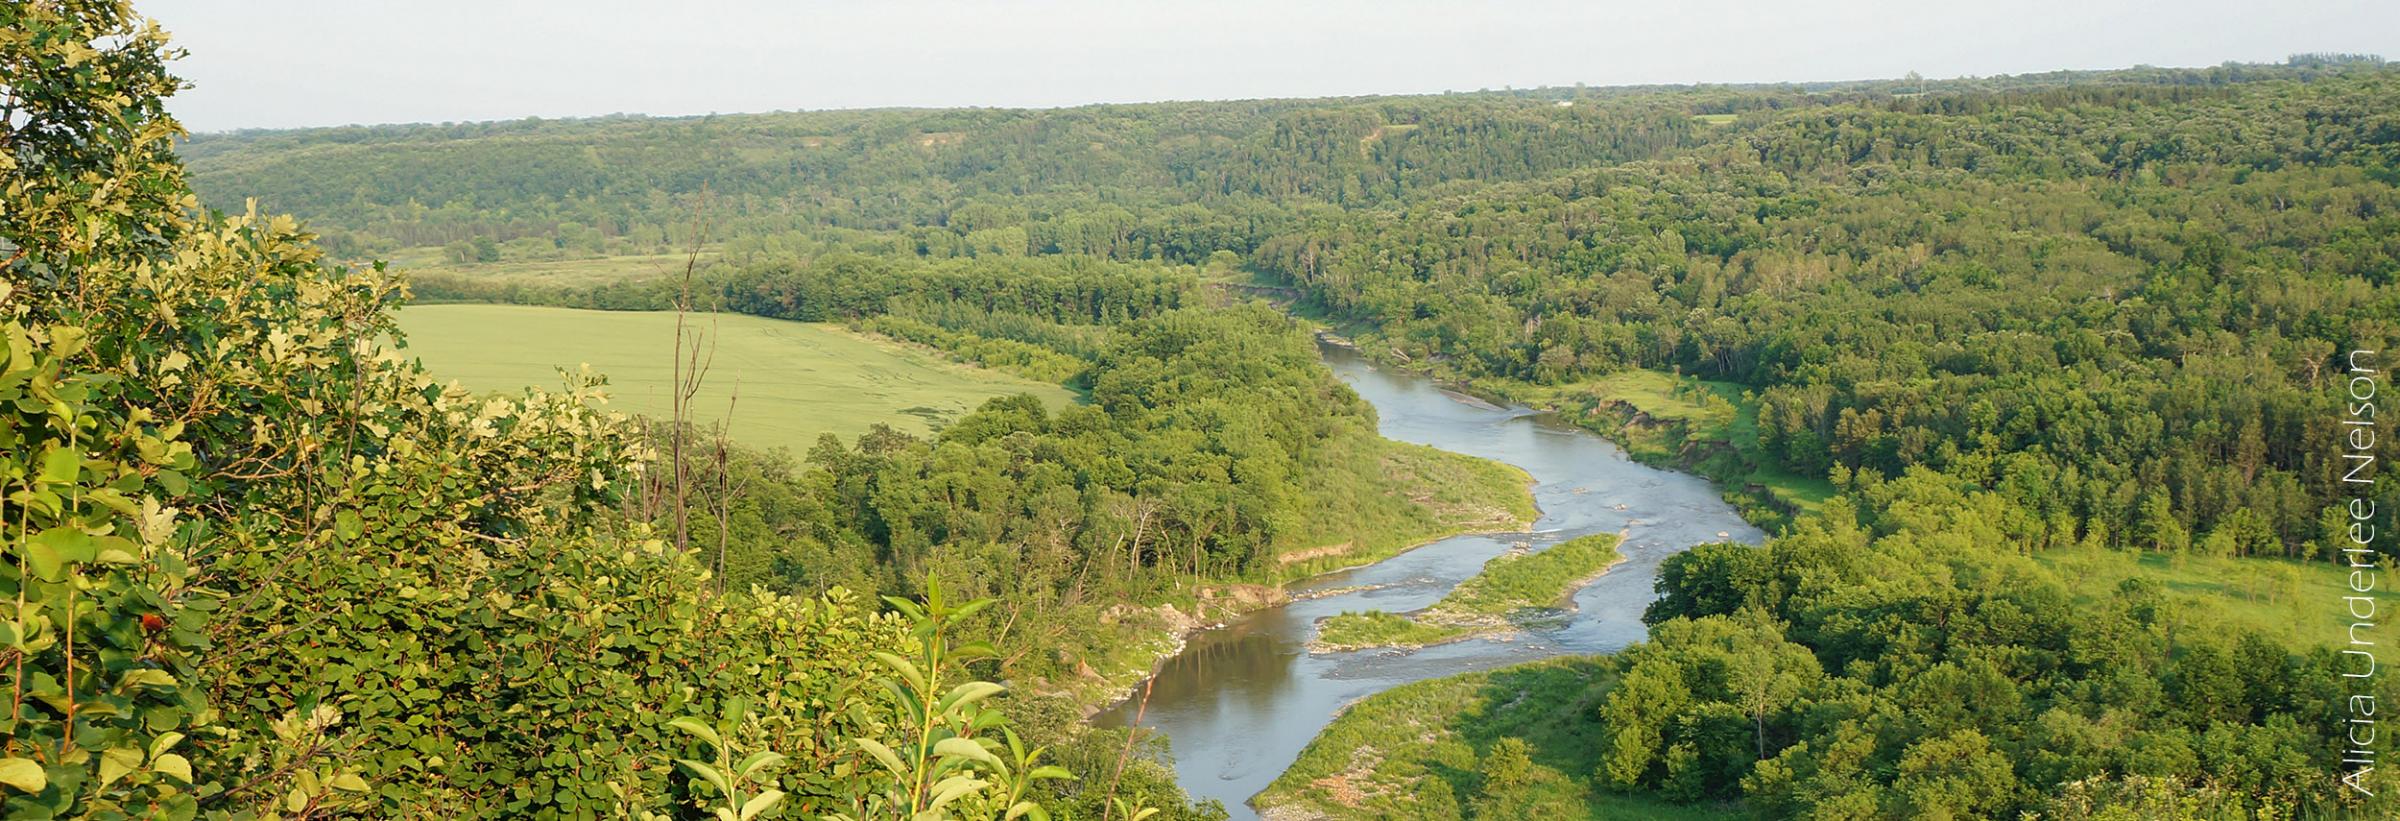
179, 61, 2384, 266
180, 94, 1707, 262
412, 251, 1198, 384
416, 251, 1198, 325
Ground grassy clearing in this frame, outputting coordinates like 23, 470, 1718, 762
1255, 656, 1728, 820
1315, 611, 1466, 650
2036, 548, 2378, 651
1443, 534, 1621, 616
1692, 113, 1739, 125
1269, 440, 1538, 582
395, 250, 713, 291
394, 304, 1074, 452
1315, 534, 1620, 651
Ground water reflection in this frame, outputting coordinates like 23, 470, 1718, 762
1092, 345, 1763, 819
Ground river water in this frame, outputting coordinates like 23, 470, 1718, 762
1091, 345, 1765, 819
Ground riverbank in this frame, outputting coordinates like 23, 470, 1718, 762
1046, 434, 1541, 716
1488, 371, 1829, 528
1314, 327, 1827, 531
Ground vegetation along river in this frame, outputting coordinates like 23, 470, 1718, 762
1093, 344, 1766, 818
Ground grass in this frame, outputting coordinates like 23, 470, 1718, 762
1442, 534, 1622, 615
1255, 655, 1729, 819
2035, 548, 2381, 652
1268, 440, 1539, 582
393, 304, 1075, 453
395, 249, 713, 291
1315, 611, 1467, 650
1315, 534, 1621, 651
1692, 113, 1739, 125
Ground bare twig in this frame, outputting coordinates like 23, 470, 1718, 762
670, 187, 713, 551
1103, 677, 1156, 821
712, 376, 742, 594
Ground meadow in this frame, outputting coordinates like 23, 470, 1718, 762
394, 304, 1075, 452
394, 248, 710, 291
2035, 547, 2368, 651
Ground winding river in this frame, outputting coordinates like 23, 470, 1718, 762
1092, 344, 1765, 819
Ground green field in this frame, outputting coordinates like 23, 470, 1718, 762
394, 304, 1075, 452
395, 249, 710, 290
1257, 656, 1731, 820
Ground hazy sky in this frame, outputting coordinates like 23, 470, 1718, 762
146, 0, 2400, 133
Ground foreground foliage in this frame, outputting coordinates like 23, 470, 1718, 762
0, 3, 1155, 818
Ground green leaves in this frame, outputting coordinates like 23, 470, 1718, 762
675, 758, 734, 801
855, 738, 907, 779
24, 525, 96, 582
834, 590, 1113, 821
333, 509, 364, 541
37, 446, 79, 487
0, 758, 45, 793
668, 705, 797, 821
930, 737, 999, 768
937, 681, 1004, 714
733, 751, 786, 781
736, 789, 785, 821
870, 651, 928, 697
98, 747, 145, 788
664, 715, 724, 751
0, 305, 208, 819
151, 754, 193, 785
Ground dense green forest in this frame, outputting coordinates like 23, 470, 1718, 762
14, 0, 2400, 816
186, 51, 2400, 562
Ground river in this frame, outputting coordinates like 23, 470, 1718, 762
1091, 344, 1766, 819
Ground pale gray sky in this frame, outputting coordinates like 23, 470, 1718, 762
146, 0, 2399, 133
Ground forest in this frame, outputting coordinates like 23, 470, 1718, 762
10, 0, 2400, 817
